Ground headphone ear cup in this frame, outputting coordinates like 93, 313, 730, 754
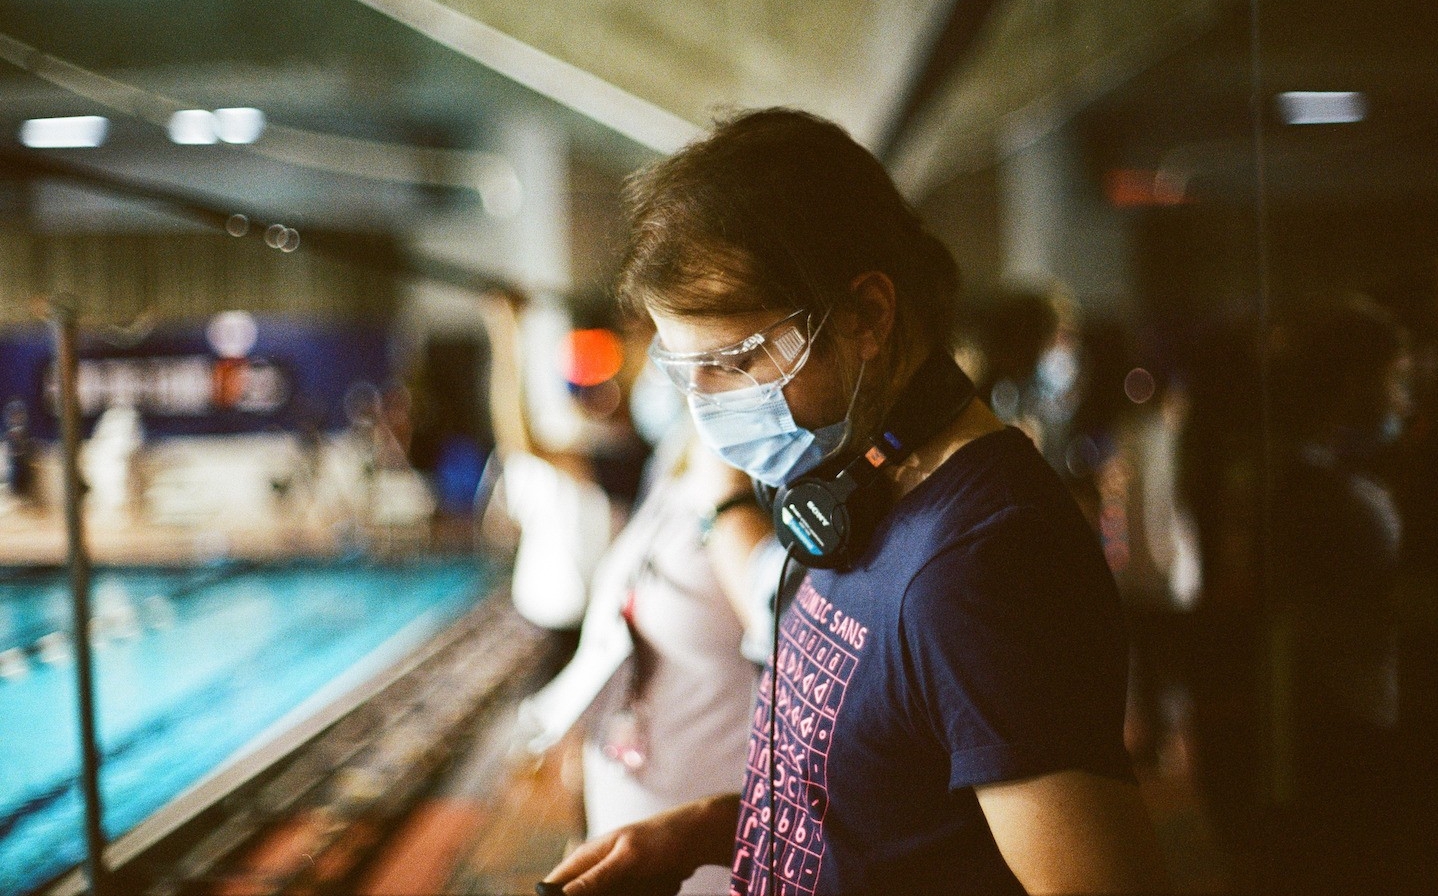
772, 477, 853, 569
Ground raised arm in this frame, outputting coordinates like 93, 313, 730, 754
975, 769, 1169, 895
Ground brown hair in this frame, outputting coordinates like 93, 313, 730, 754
616, 108, 960, 367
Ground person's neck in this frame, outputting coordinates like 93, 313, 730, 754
886, 399, 1004, 499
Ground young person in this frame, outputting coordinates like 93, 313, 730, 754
517, 421, 774, 896
542, 108, 1165, 896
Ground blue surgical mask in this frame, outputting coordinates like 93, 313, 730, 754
688, 362, 863, 487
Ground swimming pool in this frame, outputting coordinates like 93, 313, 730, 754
0, 558, 493, 895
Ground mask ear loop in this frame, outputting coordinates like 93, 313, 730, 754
812, 356, 867, 469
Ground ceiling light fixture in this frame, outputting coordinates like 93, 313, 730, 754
168, 109, 218, 145
1277, 91, 1368, 125
20, 115, 109, 148
215, 107, 266, 144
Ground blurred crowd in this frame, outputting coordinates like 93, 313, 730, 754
379, 270, 1438, 893
952, 278, 1437, 895
6, 265, 1432, 895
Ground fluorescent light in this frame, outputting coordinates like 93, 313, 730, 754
20, 115, 109, 148
1277, 91, 1367, 125
215, 107, 265, 144
168, 109, 217, 145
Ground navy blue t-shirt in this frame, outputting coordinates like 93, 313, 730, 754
730, 427, 1131, 896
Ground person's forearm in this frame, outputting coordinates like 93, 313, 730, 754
682, 791, 743, 866
543, 792, 741, 895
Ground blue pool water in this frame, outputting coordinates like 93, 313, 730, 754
0, 558, 491, 895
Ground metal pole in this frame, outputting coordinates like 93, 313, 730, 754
50, 295, 109, 894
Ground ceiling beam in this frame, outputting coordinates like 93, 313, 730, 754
353, 0, 702, 153
888, 0, 1233, 201
362, 0, 953, 152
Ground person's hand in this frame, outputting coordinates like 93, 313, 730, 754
541, 794, 740, 896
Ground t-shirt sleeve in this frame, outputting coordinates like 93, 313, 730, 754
898, 505, 1132, 791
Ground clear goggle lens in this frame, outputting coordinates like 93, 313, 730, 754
648, 308, 828, 409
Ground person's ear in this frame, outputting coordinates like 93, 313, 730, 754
845, 271, 897, 362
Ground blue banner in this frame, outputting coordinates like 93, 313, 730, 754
0, 316, 391, 440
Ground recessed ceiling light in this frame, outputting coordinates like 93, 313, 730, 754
20, 115, 109, 148
215, 107, 265, 144
168, 109, 218, 145
1277, 91, 1367, 125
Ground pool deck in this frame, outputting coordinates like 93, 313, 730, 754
0, 508, 431, 567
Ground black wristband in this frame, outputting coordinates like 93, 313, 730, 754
714, 492, 759, 517
701, 491, 760, 543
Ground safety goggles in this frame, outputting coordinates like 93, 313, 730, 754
648, 307, 830, 409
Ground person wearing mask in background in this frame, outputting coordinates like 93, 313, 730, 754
953, 281, 1062, 450
518, 406, 779, 895
500, 307, 788, 895
1268, 293, 1417, 895
541, 108, 1165, 896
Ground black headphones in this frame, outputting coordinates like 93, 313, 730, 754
755, 350, 977, 569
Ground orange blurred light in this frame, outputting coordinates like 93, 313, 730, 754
1104, 169, 1188, 208
563, 328, 625, 387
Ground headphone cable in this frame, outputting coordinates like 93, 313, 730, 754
767, 546, 799, 895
